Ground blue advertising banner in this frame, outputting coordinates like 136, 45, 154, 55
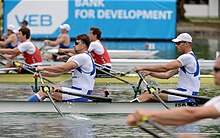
4, 0, 176, 39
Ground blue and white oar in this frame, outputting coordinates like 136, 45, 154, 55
38, 71, 64, 117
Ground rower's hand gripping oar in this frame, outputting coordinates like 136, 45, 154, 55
136, 71, 170, 109
38, 71, 64, 117
141, 78, 211, 104
138, 117, 178, 138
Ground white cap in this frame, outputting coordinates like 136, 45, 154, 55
7, 24, 16, 33
59, 24, 71, 31
172, 33, 192, 43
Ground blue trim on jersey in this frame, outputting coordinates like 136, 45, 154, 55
71, 86, 82, 90
180, 53, 200, 77
175, 88, 198, 102
61, 87, 93, 102
59, 43, 70, 49
27, 94, 41, 102
5, 35, 18, 49
63, 98, 88, 102
76, 52, 96, 76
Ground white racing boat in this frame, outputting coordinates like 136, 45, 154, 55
0, 101, 192, 114
45, 49, 159, 59
39, 59, 215, 71
107, 50, 159, 59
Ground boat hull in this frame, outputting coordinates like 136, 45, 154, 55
108, 50, 159, 59
0, 101, 193, 114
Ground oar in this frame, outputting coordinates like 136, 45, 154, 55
0, 67, 18, 71
137, 71, 170, 109
55, 89, 112, 102
96, 66, 134, 85
39, 42, 48, 51
31, 77, 40, 93
96, 66, 142, 97
0, 60, 5, 66
134, 78, 143, 99
138, 123, 161, 138
95, 63, 129, 76
161, 89, 211, 103
0, 53, 56, 84
138, 117, 178, 138
38, 71, 64, 117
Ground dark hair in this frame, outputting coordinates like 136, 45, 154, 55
22, 20, 28, 26
90, 27, 102, 39
76, 34, 90, 48
18, 27, 30, 39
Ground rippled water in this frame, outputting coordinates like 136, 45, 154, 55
0, 112, 219, 138
0, 82, 219, 137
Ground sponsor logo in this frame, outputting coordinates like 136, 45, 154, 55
7, 0, 68, 34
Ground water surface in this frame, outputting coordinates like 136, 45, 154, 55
0, 112, 219, 137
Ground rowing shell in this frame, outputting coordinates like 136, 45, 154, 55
46, 49, 159, 59
0, 101, 196, 114
0, 73, 215, 84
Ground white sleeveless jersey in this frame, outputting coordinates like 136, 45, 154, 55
67, 52, 96, 92
177, 51, 200, 92
205, 96, 220, 113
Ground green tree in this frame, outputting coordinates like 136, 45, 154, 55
177, 0, 186, 22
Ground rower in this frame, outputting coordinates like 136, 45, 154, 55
44, 24, 71, 61
0, 27, 42, 73
132, 33, 200, 103
28, 34, 96, 102
58, 27, 112, 77
0, 24, 18, 49
127, 56, 220, 138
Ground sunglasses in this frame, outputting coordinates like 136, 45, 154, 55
75, 41, 79, 45
213, 67, 220, 72
175, 41, 185, 45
